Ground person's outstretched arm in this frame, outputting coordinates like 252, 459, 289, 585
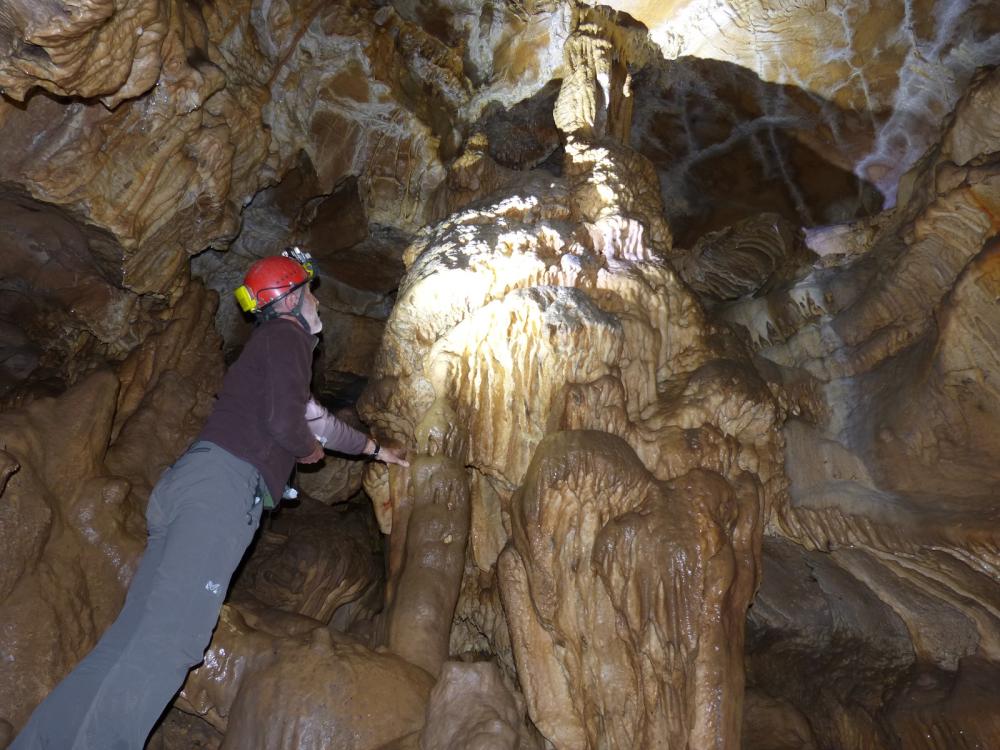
305, 398, 409, 466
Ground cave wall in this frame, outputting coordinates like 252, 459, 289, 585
605, 0, 1000, 207
730, 66, 1000, 749
0, 280, 222, 737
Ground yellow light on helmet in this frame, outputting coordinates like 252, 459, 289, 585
234, 284, 259, 313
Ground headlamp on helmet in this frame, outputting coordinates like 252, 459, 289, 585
282, 246, 315, 279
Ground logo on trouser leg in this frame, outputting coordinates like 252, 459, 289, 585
205, 580, 222, 596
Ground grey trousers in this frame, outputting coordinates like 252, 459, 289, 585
12, 441, 264, 750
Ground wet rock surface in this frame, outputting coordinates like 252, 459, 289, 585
231, 497, 383, 628
419, 660, 541, 749
0, 1, 999, 749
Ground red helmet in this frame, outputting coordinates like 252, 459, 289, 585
234, 248, 315, 313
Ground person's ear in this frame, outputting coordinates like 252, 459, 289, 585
274, 290, 297, 313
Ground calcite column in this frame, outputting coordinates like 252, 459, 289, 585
360, 13, 780, 749
382, 455, 471, 676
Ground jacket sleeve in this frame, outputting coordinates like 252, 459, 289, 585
262, 323, 319, 457
305, 397, 369, 455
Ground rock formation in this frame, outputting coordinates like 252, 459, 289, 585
729, 65, 1000, 750
0, 1, 998, 749
360, 16, 782, 747
0, 279, 221, 731
175, 604, 434, 749
611, 0, 1000, 207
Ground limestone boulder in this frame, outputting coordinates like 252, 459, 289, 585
177, 604, 434, 749
231, 498, 382, 627
418, 660, 540, 750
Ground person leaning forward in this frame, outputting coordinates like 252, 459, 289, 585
12, 246, 408, 750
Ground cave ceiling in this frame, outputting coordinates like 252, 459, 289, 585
0, 1, 999, 748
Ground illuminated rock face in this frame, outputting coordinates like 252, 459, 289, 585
0, 1, 999, 749
360, 19, 783, 748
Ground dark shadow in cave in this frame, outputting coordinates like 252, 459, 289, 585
478, 78, 564, 173
0, 186, 137, 406
459, 50, 885, 250
191, 156, 410, 408
629, 55, 886, 247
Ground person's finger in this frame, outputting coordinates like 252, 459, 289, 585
378, 448, 407, 467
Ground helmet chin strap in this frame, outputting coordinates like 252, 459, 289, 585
257, 285, 311, 332
284, 288, 312, 332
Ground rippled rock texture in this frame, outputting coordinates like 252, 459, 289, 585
0, 0, 463, 307
1, 1, 999, 749
726, 66, 1000, 750
360, 17, 784, 748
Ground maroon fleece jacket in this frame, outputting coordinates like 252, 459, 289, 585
198, 316, 367, 500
